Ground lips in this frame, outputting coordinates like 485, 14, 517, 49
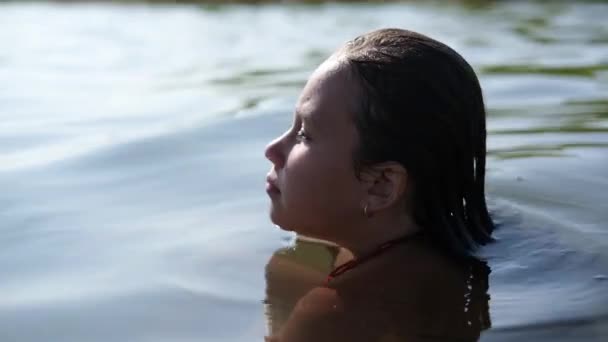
266, 175, 281, 195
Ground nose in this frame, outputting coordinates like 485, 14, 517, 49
265, 135, 286, 169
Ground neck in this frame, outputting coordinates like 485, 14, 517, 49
340, 215, 421, 258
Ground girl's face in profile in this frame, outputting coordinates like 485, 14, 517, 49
264, 58, 363, 242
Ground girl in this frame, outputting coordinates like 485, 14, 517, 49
264, 28, 493, 342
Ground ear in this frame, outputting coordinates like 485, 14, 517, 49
359, 162, 409, 214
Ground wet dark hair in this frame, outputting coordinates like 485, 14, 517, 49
341, 28, 494, 260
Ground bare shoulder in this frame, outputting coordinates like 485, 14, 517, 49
334, 238, 468, 298
290, 287, 344, 316
276, 287, 352, 342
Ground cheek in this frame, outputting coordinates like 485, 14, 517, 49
282, 148, 360, 219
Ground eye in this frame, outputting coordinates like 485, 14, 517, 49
295, 126, 310, 143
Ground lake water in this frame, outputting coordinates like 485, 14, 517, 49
0, 1, 607, 341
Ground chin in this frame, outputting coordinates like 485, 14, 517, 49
268, 204, 320, 236
268, 210, 297, 233
269, 208, 287, 229
276, 225, 294, 232
269, 216, 293, 232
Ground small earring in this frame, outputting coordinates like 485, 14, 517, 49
363, 204, 372, 218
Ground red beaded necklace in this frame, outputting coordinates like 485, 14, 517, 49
325, 232, 421, 285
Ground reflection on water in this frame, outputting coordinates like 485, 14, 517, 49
264, 236, 491, 341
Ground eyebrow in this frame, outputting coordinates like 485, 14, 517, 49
296, 110, 319, 131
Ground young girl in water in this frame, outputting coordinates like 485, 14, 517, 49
264, 28, 493, 342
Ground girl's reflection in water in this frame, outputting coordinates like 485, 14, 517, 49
264, 235, 491, 342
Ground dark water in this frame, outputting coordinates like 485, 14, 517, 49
0, 1, 607, 341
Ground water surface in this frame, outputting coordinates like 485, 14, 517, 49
0, 1, 607, 341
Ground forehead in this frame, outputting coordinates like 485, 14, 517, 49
295, 58, 356, 129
